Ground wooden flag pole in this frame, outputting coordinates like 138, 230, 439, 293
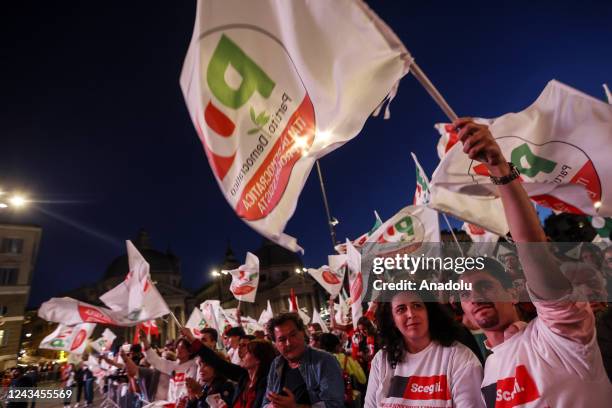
170, 311, 182, 329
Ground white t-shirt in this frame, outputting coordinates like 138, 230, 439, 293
144, 348, 198, 402
365, 341, 484, 408
482, 310, 612, 407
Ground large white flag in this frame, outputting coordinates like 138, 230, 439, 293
346, 241, 363, 330
412, 152, 509, 236
91, 328, 116, 354
185, 307, 207, 338
39, 243, 170, 326
180, 0, 410, 252
432, 80, 612, 217
226, 252, 260, 302
40, 323, 96, 355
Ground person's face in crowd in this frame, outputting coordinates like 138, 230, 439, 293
176, 341, 190, 362
202, 333, 216, 349
198, 360, 215, 384
307, 325, 317, 336
238, 338, 250, 360
357, 323, 368, 336
459, 271, 518, 331
229, 335, 240, 350
242, 348, 259, 370
581, 250, 599, 268
391, 292, 429, 348
274, 320, 306, 363
10, 368, 20, 379
309, 335, 319, 349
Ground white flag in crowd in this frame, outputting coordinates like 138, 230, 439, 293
307, 261, 344, 299
312, 309, 329, 333
39, 242, 170, 326
180, 0, 410, 252
226, 252, 260, 302
185, 307, 207, 338
258, 300, 274, 326
99, 241, 171, 321
462, 223, 499, 243
334, 212, 383, 254
91, 328, 116, 354
40, 323, 96, 354
412, 152, 509, 236
604, 83, 611, 104
432, 80, 612, 217
346, 241, 363, 329
335, 292, 350, 326
367, 205, 441, 251
201, 300, 223, 332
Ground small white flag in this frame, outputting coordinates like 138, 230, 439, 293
91, 328, 116, 354
312, 309, 328, 333
307, 263, 344, 298
40, 323, 96, 354
185, 307, 207, 338
226, 252, 260, 302
258, 300, 274, 326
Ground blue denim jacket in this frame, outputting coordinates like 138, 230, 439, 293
262, 346, 344, 408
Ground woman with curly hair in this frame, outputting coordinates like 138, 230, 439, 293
365, 289, 484, 408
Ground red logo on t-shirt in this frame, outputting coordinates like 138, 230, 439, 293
403, 375, 451, 401
173, 372, 186, 383
494, 365, 540, 407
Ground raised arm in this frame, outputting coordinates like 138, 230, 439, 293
455, 118, 571, 299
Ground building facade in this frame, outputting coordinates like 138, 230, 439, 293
0, 223, 42, 370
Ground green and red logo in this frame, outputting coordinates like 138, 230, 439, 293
195, 29, 316, 221
375, 214, 425, 256
471, 137, 601, 214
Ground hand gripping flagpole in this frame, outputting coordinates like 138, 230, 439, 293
410, 62, 464, 256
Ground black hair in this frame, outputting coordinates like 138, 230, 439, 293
318, 333, 341, 353
466, 257, 514, 288
226, 326, 246, 338
266, 312, 305, 341
376, 289, 465, 369
240, 334, 256, 341
200, 328, 218, 342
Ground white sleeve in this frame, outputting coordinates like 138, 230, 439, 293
450, 345, 485, 408
364, 350, 383, 408
144, 348, 175, 376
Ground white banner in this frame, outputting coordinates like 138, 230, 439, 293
367, 205, 440, 251
334, 212, 382, 254
226, 252, 260, 302
312, 309, 329, 333
346, 240, 363, 330
180, 0, 410, 252
40, 323, 96, 354
432, 80, 612, 217
462, 222, 499, 243
258, 300, 274, 326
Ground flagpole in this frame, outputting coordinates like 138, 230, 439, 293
169, 312, 182, 330
409, 62, 458, 122
410, 61, 469, 256
316, 160, 338, 248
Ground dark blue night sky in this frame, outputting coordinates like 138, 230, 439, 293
1, 1, 610, 307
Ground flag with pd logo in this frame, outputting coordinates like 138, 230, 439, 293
412, 152, 509, 236
180, 0, 411, 252
432, 80, 612, 217
226, 252, 260, 302
40, 323, 96, 354
307, 262, 345, 298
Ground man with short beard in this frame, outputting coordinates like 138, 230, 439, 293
455, 118, 612, 407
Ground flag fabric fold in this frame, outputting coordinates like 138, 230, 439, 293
431, 80, 612, 217
180, 0, 410, 252
91, 328, 116, 354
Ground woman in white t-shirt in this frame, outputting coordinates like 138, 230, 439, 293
365, 290, 484, 408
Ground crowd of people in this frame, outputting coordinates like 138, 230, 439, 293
3, 120, 612, 407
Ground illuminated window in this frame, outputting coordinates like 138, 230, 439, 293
0, 330, 7, 347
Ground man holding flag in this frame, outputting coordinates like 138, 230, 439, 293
451, 117, 612, 407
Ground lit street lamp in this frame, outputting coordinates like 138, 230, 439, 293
0, 190, 29, 210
